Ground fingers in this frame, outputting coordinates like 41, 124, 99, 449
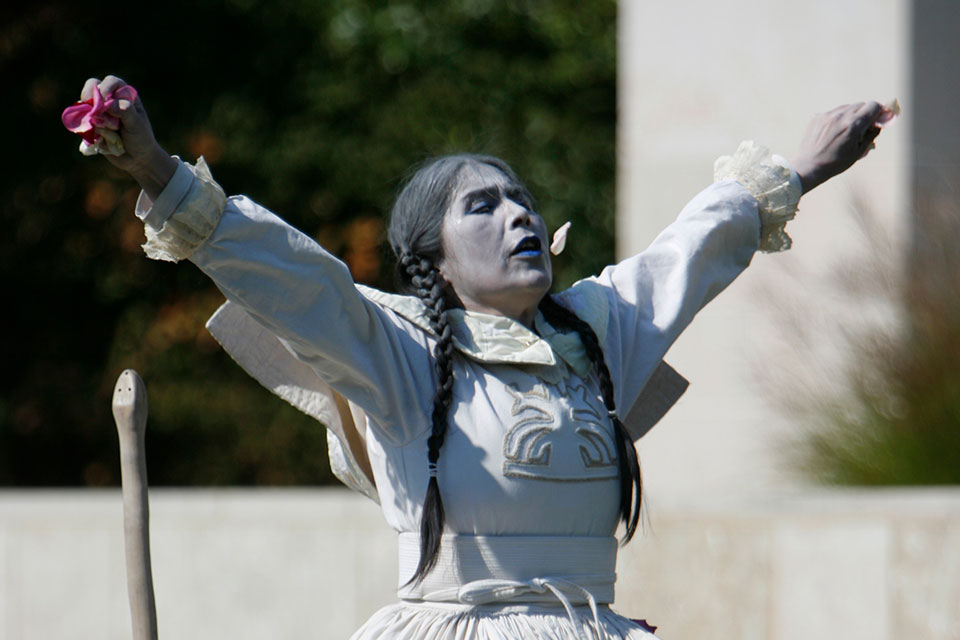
83, 75, 130, 111
825, 103, 855, 116
849, 102, 884, 150
824, 101, 882, 124
864, 100, 883, 116
80, 76, 134, 118
821, 101, 883, 154
847, 101, 880, 122
80, 77, 100, 101
93, 76, 138, 126
856, 100, 883, 120
858, 125, 882, 158
106, 92, 136, 120
98, 74, 128, 98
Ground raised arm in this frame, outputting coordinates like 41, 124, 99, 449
558, 101, 893, 422
72, 76, 436, 446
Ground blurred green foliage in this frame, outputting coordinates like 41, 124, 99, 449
1, 0, 616, 485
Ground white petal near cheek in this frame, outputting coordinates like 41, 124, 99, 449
550, 221, 571, 255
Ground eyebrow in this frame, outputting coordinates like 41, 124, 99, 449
462, 186, 501, 209
461, 185, 532, 209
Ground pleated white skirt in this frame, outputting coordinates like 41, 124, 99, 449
350, 602, 661, 640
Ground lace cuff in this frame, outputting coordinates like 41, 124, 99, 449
135, 157, 226, 262
714, 141, 802, 252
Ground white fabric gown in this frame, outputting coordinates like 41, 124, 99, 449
133, 144, 799, 639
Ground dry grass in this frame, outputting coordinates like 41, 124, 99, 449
763, 196, 960, 485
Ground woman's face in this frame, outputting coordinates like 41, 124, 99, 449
438, 162, 552, 326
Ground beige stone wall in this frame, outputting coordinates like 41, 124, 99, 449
0, 490, 396, 639
618, 0, 912, 501
2, 489, 958, 639
611, 3, 960, 637
618, 489, 960, 640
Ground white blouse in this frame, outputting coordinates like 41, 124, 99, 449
132, 144, 800, 639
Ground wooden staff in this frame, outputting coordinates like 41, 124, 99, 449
112, 369, 159, 640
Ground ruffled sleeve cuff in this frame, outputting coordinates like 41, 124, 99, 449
713, 141, 802, 252
134, 156, 226, 263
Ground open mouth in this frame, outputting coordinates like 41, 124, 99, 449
511, 236, 542, 257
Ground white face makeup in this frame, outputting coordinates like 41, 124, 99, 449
439, 163, 552, 327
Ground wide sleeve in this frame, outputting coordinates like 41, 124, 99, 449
134, 158, 436, 447
554, 142, 802, 426
556, 176, 796, 430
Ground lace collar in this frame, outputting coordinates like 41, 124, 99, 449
357, 285, 594, 378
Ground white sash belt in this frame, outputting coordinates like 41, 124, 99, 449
397, 533, 617, 640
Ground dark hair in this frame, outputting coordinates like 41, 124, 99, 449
388, 154, 527, 270
388, 154, 641, 585
538, 294, 642, 543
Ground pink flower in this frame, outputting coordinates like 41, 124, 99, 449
61, 83, 138, 153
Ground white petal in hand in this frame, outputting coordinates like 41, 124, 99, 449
876, 98, 901, 128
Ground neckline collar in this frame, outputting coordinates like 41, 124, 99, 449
358, 285, 592, 377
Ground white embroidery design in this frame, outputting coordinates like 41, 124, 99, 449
502, 379, 617, 482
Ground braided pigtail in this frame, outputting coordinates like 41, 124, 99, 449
400, 252, 456, 584
538, 294, 642, 543
388, 154, 535, 583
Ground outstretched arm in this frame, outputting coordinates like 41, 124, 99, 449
68, 76, 437, 447
561, 100, 894, 429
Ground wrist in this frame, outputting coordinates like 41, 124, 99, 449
129, 147, 177, 201
788, 157, 823, 194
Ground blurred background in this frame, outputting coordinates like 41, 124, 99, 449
1, 0, 958, 638
2, 0, 617, 487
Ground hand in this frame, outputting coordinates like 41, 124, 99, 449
78, 76, 177, 200
789, 101, 885, 194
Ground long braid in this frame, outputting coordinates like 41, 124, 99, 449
387, 154, 548, 583
400, 252, 456, 584
538, 294, 642, 543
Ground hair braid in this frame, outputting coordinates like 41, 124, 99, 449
538, 294, 642, 543
388, 155, 540, 584
400, 252, 456, 584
